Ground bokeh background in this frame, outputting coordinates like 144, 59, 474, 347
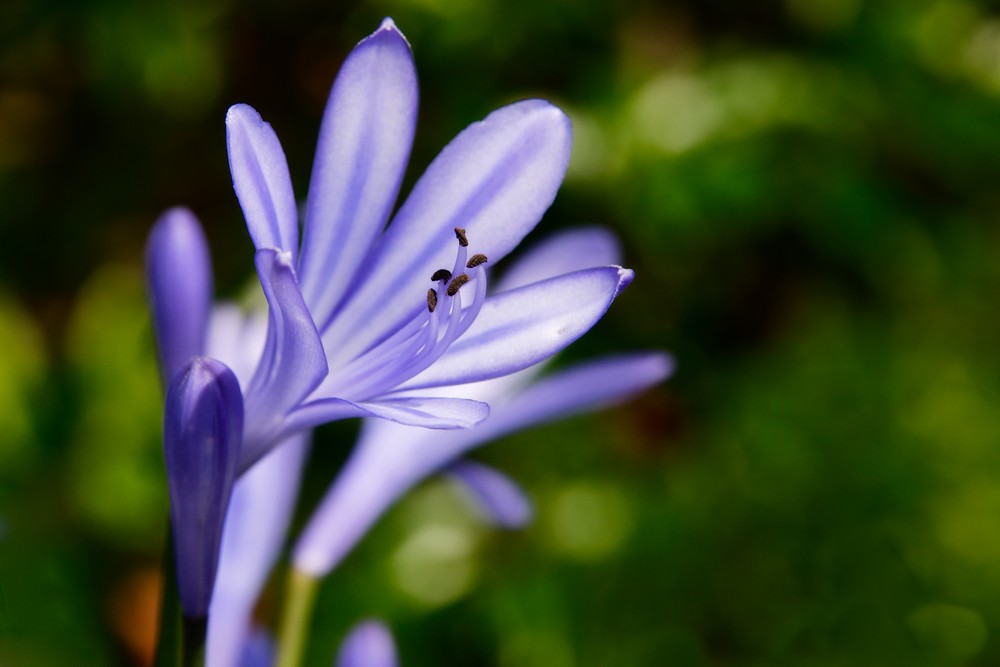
4, 0, 1000, 664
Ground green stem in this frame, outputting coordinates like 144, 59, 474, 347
154, 524, 182, 667
275, 569, 320, 667
152, 522, 207, 667
181, 616, 207, 667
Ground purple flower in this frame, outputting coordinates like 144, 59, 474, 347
223, 18, 632, 472
163, 356, 243, 618
337, 620, 398, 667
146, 16, 644, 652
291, 227, 673, 577
146, 207, 213, 386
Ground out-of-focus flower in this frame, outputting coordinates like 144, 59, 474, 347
292, 227, 673, 577
447, 460, 534, 528
206, 433, 310, 667
145, 207, 212, 386
162, 356, 243, 618
336, 620, 398, 667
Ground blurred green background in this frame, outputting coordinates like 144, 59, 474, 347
4, 0, 1000, 664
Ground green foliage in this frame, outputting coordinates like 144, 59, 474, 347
4, 0, 1000, 664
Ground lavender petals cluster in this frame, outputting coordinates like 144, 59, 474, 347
147, 17, 672, 665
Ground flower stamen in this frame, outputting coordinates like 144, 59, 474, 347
431, 269, 452, 282
321, 229, 489, 399
446, 273, 470, 296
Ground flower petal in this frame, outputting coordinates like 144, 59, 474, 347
447, 461, 532, 528
241, 250, 327, 471
226, 104, 300, 257
206, 303, 268, 389
359, 396, 490, 428
337, 620, 398, 667
207, 434, 310, 667
164, 356, 243, 618
495, 226, 622, 293
146, 207, 213, 385
292, 423, 422, 575
299, 18, 418, 330
399, 266, 634, 390
322, 99, 573, 367
239, 631, 275, 667
282, 395, 489, 437
458, 352, 674, 444
291, 353, 669, 577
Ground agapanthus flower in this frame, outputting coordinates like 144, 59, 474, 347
147, 16, 645, 655
220, 18, 633, 472
291, 227, 673, 576
150, 19, 631, 473
202, 229, 671, 666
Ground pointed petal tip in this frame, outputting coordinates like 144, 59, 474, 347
170, 355, 245, 422
615, 266, 635, 294
363, 16, 411, 50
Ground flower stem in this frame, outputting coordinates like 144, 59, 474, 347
153, 522, 207, 667
181, 616, 207, 667
154, 523, 182, 667
275, 569, 319, 667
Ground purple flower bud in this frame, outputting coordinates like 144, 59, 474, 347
146, 207, 213, 385
164, 356, 243, 618
337, 620, 398, 667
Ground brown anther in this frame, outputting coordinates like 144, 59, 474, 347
431, 268, 452, 283
446, 273, 470, 296
466, 253, 488, 269
427, 288, 438, 313
454, 227, 469, 247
